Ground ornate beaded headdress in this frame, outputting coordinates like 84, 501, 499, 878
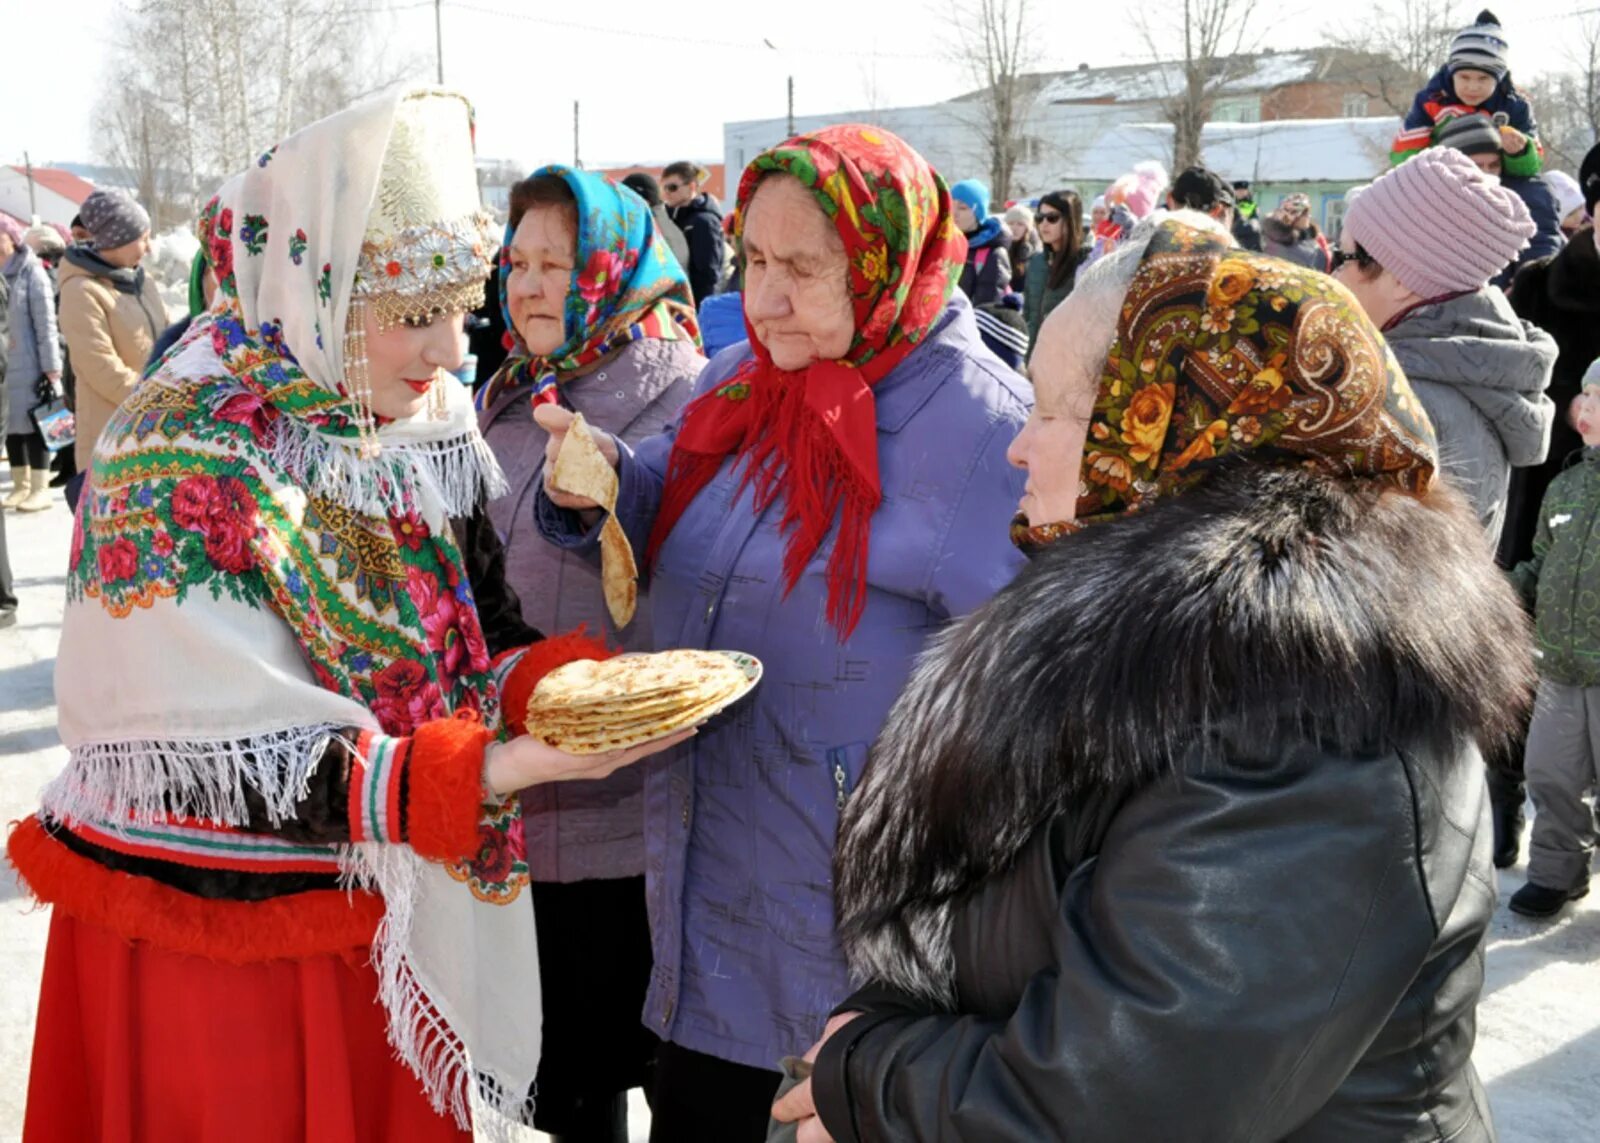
345, 90, 496, 450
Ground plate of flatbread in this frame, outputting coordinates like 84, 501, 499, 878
526, 649, 762, 754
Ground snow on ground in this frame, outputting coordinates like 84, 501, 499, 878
0, 474, 1594, 1141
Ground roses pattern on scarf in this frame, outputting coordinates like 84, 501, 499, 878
647, 124, 968, 640
1073, 220, 1437, 526
74, 374, 498, 741
477, 164, 701, 412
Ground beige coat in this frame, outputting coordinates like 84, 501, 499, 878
58, 253, 168, 468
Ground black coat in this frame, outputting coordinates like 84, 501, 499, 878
819, 465, 1529, 1142
1505, 229, 1600, 565
667, 193, 726, 306
956, 228, 1012, 308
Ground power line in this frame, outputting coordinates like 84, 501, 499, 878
440, 0, 947, 61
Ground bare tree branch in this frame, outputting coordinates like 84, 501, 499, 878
1136, 0, 1261, 171
941, 0, 1042, 202
1326, 0, 1457, 118
91, 0, 423, 230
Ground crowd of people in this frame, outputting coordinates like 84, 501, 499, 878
0, 6, 1594, 1142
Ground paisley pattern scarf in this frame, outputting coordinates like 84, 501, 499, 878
1012, 219, 1438, 553
647, 125, 967, 640
475, 165, 700, 413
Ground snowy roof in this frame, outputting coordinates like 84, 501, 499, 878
1036, 50, 1331, 106
1056, 118, 1400, 185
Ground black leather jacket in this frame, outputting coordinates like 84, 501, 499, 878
819, 735, 1497, 1141
821, 467, 1527, 1142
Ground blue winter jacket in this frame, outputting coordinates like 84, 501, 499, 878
1496, 175, 1565, 289
535, 293, 1031, 1070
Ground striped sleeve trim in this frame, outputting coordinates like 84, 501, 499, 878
491, 646, 527, 694
350, 730, 411, 844
1392, 126, 1432, 152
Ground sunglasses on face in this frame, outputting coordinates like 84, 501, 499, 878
1035, 210, 1062, 224
662, 182, 684, 193
1329, 245, 1375, 272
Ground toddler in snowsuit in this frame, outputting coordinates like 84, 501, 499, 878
1507, 363, 1600, 919
1391, 10, 1542, 177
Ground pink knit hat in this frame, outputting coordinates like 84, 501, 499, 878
1343, 148, 1534, 298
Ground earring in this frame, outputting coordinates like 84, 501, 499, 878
344, 299, 382, 459
430, 366, 450, 421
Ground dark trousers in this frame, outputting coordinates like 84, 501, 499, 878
6, 432, 47, 470
0, 504, 15, 611
64, 471, 86, 515
648, 1041, 782, 1143
530, 876, 656, 1142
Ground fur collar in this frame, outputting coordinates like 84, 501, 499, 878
833, 465, 1534, 1008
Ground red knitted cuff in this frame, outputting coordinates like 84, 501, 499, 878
496, 628, 616, 737
405, 717, 493, 861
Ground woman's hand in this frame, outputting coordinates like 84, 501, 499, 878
770, 1011, 863, 1143
534, 404, 620, 513
483, 726, 693, 796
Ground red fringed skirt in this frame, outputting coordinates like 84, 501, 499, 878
24, 910, 472, 1143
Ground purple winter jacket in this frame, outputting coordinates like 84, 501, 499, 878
481, 336, 704, 882
536, 295, 1031, 1070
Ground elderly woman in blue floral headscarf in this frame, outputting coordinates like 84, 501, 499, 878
7, 90, 688, 1142
475, 165, 702, 1142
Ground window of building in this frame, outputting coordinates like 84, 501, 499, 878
1342, 93, 1370, 118
1212, 96, 1262, 124
1326, 196, 1347, 241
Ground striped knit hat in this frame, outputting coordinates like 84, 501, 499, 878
1449, 10, 1509, 81
1433, 113, 1501, 157
1343, 147, 1532, 299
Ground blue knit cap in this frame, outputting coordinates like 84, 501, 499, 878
950, 179, 992, 223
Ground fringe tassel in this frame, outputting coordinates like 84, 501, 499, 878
340, 843, 533, 1140
267, 415, 508, 519
39, 725, 344, 831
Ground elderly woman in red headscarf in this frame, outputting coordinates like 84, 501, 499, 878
775, 215, 1528, 1142
534, 126, 1031, 1139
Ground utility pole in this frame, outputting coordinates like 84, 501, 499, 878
434, 0, 445, 84
23, 151, 36, 218
573, 101, 581, 169
787, 76, 795, 137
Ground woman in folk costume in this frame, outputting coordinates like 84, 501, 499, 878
7, 88, 685, 1142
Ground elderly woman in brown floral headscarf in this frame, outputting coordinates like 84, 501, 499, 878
776, 215, 1531, 1143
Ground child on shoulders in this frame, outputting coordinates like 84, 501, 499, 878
1391, 10, 1542, 177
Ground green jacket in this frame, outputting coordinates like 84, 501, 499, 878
1510, 448, 1600, 685
1023, 249, 1080, 362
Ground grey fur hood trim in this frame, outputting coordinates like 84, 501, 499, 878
1386, 287, 1557, 467
833, 465, 1535, 1008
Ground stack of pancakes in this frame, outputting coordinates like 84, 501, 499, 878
525, 650, 757, 754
